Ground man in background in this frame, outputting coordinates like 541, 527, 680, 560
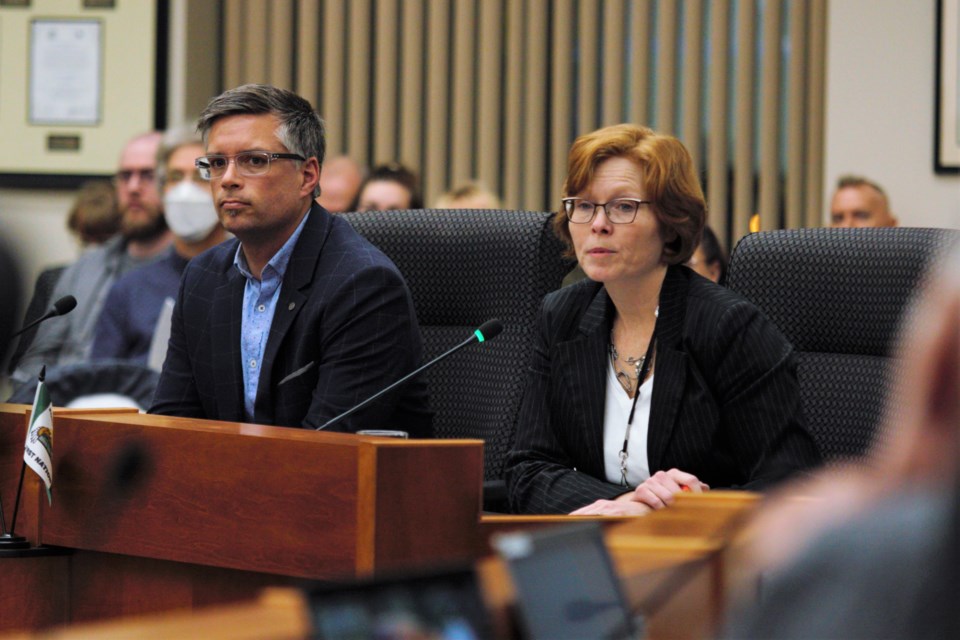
11, 132, 172, 385
91, 126, 228, 364
829, 174, 898, 228
150, 84, 431, 436
317, 155, 363, 213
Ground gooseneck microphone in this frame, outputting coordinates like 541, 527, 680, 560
317, 318, 504, 432
12, 295, 78, 337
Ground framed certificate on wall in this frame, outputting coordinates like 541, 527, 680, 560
29, 19, 103, 126
0, 0, 167, 188
935, 0, 960, 173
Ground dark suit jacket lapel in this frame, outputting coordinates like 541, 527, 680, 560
212, 261, 246, 422
255, 205, 331, 423
647, 266, 688, 471
556, 286, 612, 478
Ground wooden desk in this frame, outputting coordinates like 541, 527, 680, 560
0, 405, 484, 630
8, 492, 760, 639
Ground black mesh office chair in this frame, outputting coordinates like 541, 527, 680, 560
343, 209, 571, 506
725, 227, 958, 463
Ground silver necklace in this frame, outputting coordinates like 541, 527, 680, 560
609, 305, 659, 487
608, 306, 659, 395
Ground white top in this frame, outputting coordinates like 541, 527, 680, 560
603, 360, 653, 487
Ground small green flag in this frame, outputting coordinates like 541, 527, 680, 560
25, 370, 53, 505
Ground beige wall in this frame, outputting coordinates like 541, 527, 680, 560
824, 0, 960, 228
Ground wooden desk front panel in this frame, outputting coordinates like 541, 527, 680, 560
39, 413, 364, 578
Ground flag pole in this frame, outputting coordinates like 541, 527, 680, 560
0, 432, 30, 549
0, 365, 47, 550
0, 478, 30, 549
9, 464, 27, 537
0, 441, 28, 548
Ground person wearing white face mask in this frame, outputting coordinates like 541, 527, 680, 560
91, 126, 228, 364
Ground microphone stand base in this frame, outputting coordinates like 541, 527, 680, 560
0, 532, 30, 550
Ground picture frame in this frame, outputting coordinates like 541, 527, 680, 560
935, 0, 960, 173
0, 0, 168, 189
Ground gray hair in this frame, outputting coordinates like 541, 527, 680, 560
156, 124, 203, 188
197, 84, 326, 197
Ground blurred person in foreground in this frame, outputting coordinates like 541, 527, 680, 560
685, 225, 727, 284
149, 84, 431, 435
317, 155, 363, 213
0, 231, 22, 368
723, 242, 960, 639
91, 126, 229, 363
829, 174, 898, 228
11, 131, 171, 385
505, 124, 821, 515
352, 162, 423, 212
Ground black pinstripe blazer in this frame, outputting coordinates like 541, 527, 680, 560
150, 203, 432, 436
506, 265, 821, 514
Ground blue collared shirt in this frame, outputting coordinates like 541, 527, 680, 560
234, 211, 310, 421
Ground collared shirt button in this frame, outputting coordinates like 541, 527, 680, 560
249, 359, 257, 368
257, 304, 265, 312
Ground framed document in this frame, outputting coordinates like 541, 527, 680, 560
935, 0, 960, 173
0, 0, 167, 188
29, 20, 103, 126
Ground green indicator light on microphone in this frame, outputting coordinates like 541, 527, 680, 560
474, 329, 485, 343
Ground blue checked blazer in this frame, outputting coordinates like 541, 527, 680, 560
506, 265, 821, 514
150, 203, 432, 436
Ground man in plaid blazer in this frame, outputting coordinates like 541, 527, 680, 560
150, 84, 431, 437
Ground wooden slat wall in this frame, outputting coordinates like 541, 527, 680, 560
804, 0, 828, 228
655, 0, 679, 135
681, 0, 704, 171
785, 0, 807, 230
320, 0, 346, 156
373, 0, 400, 165
399, 0, 424, 173
218, 0, 827, 243
707, 0, 731, 245
477, 0, 503, 196
732, 0, 756, 240
758, 0, 782, 234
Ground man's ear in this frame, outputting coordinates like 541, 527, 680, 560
300, 157, 321, 198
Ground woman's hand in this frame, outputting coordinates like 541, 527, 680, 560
569, 497, 653, 516
628, 469, 709, 510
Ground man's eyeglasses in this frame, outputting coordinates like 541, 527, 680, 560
116, 169, 156, 184
562, 198, 653, 224
195, 151, 306, 180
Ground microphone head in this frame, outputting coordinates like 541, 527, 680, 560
52, 295, 77, 316
475, 318, 503, 342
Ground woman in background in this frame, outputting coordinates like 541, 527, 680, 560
686, 224, 727, 284
506, 124, 821, 515
353, 162, 423, 212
